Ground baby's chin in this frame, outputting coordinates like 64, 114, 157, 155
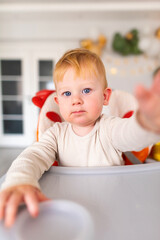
70, 118, 97, 127
63, 112, 99, 126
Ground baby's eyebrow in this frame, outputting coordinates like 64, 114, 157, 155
57, 86, 70, 92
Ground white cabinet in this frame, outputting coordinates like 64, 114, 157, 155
0, 50, 33, 146
0, 42, 78, 147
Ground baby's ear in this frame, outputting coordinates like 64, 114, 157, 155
54, 96, 59, 105
103, 88, 112, 105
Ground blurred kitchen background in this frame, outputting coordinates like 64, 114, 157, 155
0, 0, 160, 176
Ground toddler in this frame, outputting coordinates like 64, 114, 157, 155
0, 48, 160, 227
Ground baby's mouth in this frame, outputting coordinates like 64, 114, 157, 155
71, 110, 86, 114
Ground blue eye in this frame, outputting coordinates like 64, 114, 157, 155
82, 88, 91, 94
63, 91, 71, 96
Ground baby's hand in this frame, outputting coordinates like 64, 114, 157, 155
135, 70, 160, 133
0, 185, 49, 228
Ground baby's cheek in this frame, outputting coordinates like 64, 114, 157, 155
91, 102, 103, 115
59, 105, 68, 117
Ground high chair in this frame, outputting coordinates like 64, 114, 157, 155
0, 89, 159, 240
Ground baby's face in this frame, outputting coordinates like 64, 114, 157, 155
54, 67, 111, 128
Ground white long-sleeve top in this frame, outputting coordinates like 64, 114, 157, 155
1, 114, 160, 191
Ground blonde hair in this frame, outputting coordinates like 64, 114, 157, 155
53, 48, 107, 88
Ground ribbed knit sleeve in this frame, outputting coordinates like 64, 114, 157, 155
0, 127, 58, 191
110, 113, 160, 152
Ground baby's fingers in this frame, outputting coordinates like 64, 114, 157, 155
24, 190, 40, 218
37, 191, 50, 202
152, 70, 160, 93
4, 192, 23, 228
0, 186, 49, 228
0, 191, 11, 221
24, 189, 49, 218
135, 85, 150, 100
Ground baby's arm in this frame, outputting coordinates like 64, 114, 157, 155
110, 71, 160, 152
135, 70, 160, 133
0, 127, 57, 227
0, 185, 49, 227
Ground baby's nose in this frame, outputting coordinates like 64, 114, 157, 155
72, 95, 83, 105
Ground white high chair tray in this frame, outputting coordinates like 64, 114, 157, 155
1, 163, 160, 240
